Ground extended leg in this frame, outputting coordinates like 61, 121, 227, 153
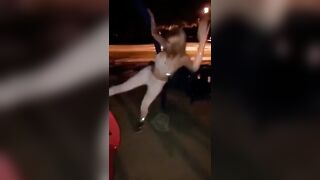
140, 81, 165, 120
109, 67, 150, 96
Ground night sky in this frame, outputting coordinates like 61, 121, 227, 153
110, 0, 210, 43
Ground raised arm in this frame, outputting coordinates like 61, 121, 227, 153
147, 9, 168, 49
184, 17, 210, 72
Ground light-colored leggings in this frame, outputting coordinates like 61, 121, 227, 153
109, 66, 166, 119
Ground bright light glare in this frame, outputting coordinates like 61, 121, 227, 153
203, 7, 209, 14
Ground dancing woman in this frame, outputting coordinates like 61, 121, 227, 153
109, 10, 210, 131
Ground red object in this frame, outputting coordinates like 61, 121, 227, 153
109, 112, 120, 180
0, 152, 22, 180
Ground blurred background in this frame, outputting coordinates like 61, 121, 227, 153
213, 0, 320, 179
0, 0, 108, 180
1, 0, 319, 179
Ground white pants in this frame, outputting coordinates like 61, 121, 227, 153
109, 66, 166, 119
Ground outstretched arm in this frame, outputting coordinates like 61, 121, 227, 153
147, 9, 168, 49
184, 17, 210, 72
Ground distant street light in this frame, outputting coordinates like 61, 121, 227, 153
203, 7, 210, 14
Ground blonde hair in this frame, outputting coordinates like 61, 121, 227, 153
164, 28, 187, 57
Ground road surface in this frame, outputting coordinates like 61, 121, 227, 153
110, 87, 212, 180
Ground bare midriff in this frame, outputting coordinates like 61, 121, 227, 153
151, 65, 169, 81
